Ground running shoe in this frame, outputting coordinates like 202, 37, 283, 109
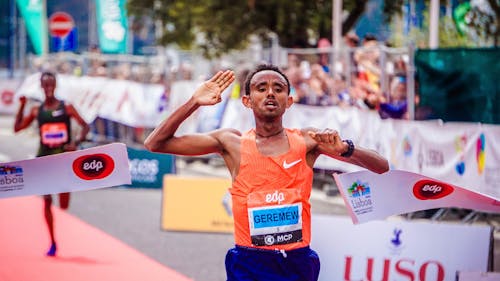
46, 243, 57, 257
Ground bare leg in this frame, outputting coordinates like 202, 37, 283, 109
43, 195, 57, 256
43, 195, 55, 243
59, 192, 70, 210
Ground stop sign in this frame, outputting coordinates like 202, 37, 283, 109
48, 12, 75, 38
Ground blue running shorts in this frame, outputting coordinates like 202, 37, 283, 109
225, 245, 320, 281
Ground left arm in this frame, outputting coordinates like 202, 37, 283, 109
306, 128, 389, 174
65, 104, 90, 150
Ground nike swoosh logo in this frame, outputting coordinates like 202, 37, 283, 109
283, 159, 302, 169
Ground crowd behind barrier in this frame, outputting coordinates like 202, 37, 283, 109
14, 34, 415, 144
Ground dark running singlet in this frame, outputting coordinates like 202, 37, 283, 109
230, 128, 314, 251
37, 101, 71, 157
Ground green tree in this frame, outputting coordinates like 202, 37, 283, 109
128, 0, 375, 57
128, 0, 498, 57
465, 0, 500, 46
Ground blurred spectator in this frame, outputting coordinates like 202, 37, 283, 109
355, 34, 381, 93
342, 32, 360, 78
379, 75, 407, 119
87, 44, 106, 77
286, 53, 301, 70
308, 63, 333, 106
231, 65, 252, 99
113, 63, 132, 80
317, 38, 331, 73
286, 65, 308, 104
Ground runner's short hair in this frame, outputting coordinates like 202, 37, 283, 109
244, 64, 290, 96
41, 71, 56, 81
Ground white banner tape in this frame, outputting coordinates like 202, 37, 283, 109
0, 143, 131, 198
333, 170, 500, 224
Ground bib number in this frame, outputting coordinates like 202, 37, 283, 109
41, 122, 68, 147
247, 189, 303, 246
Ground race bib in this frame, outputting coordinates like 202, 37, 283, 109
247, 189, 303, 246
40, 122, 68, 146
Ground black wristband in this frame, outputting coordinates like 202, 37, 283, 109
340, 139, 355, 158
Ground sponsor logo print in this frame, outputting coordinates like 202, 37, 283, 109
1, 90, 14, 105
0, 165, 24, 192
129, 158, 159, 183
388, 228, 405, 255
402, 136, 412, 157
265, 190, 285, 204
476, 133, 485, 175
412, 180, 454, 200
347, 180, 373, 215
283, 159, 301, 169
264, 235, 275, 245
263, 233, 294, 246
73, 153, 115, 180
455, 134, 467, 176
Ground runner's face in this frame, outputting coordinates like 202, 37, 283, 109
245, 70, 292, 118
41, 76, 56, 100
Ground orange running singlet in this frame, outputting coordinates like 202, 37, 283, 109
230, 128, 314, 251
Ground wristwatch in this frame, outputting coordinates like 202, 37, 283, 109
340, 139, 355, 158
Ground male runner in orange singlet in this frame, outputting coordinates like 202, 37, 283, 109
14, 71, 90, 257
144, 64, 389, 281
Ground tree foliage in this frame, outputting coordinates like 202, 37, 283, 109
465, 0, 500, 46
127, 0, 377, 57
127, 0, 498, 57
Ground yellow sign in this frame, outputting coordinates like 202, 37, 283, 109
161, 175, 234, 233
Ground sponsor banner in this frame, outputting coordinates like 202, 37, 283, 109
161, 175, 233, 233
334, 170, 500, 224
15, 73, 166, 127
126, 146, 175, 188
95, 0, 128, 54
0, 143, 131, 198
0, 79, 21, 114
311, 214, 492, 281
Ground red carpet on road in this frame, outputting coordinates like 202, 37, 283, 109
0, 196, 192, 281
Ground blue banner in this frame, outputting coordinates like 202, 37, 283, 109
126, 146, 176, 188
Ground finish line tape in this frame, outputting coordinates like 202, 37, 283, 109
0, 143, 131, 198
334, 170, 500, 224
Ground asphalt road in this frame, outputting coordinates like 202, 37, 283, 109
1, 114, 498, 280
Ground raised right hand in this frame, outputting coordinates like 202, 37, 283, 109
19, 96, 27, 106
193, 70, 235, 106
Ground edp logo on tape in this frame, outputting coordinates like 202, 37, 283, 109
72, 153, 115, 180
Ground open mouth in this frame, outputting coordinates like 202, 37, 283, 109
264, 99, 278, 109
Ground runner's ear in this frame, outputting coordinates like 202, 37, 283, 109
286, 95, 294, 108
242, 95, 252, 108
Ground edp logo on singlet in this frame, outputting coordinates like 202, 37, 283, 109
266, 190, 285, 204
73, 153, 115, 180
